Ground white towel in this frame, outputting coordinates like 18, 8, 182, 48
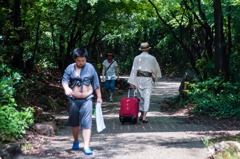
95, 103, 106, 133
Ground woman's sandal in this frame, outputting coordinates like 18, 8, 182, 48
72, 141, 80, 150
139, 116, 143, 121
142, 120, 148, 123
83, 148, 93, 155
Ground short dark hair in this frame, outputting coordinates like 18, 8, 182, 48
73, 48, 88, 59
107, 50, 114, 54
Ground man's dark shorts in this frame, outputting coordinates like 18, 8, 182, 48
68, 94, 94, 129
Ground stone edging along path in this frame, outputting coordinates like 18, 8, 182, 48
15, 77, 240, 159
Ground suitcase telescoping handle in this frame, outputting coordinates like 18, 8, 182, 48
128, 88, 136, 98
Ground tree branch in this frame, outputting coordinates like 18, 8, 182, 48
83, 24, 122, 48
148, 0, 201, 78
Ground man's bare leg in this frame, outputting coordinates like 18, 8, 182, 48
71, 126, 79, 142
82, 129, 91, 149
142, 111, 148, 121
140, 111, 143, 118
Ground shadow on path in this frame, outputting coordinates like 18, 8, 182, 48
16, 78, 240, 159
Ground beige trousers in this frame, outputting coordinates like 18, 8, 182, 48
136, 77, 153, 111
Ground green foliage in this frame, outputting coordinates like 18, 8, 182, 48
2, 0, 240, 121
0, 63, 34, 141
41, 140, 48, 144
213, 146, 240, 159
201, 136, 210, 147
202, 135, 240, 159
22, 144, 32, 150
211, 134, 240, 145
229, 52, 240, 82
185, 76, 240, 118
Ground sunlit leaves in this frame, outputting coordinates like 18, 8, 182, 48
87, 0, 98, 5
186, 76, 240, 118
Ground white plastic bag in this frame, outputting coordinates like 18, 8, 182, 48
95, 103, 106, 133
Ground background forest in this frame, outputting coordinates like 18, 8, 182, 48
1, 0, 240, 140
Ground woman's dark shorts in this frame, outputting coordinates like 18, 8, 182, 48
68, 94, 94, 129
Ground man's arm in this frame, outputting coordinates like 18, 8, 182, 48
131, 84, 136, 89
62, 65, 73, 96
128, 57, 137, 87
62, 83, 73, 96
95, 88, 102, 105
152, 58, 162, 82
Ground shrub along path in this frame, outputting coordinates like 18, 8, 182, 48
16, 77, 240, 159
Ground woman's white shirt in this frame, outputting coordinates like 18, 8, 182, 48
102, 60, 118, 80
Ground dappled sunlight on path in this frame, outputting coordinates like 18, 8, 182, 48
16, 77, 240, 159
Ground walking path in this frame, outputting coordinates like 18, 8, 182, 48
16, 77, 239, 159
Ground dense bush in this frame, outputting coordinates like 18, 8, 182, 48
0, 63, 34, 141
185, 76, 240, 118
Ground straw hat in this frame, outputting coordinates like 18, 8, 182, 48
139, 42, 151, 51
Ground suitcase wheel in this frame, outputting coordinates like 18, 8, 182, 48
133, 118, 137, 124
119, 117, 125, 124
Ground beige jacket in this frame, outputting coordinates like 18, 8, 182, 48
128, 52, 162, 87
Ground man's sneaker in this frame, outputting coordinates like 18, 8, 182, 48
72, 141, 80, 150
83, 148, 93, 155
109, 97, 113, 102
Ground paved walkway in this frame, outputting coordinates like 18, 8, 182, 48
16, 78, 239, 159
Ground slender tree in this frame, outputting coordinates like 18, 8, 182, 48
214, 0, 227, 80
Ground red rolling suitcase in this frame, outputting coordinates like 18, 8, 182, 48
119, 88, 139, 124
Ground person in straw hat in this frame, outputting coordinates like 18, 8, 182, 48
101, 51, 120, 102
128, 42, 162, 123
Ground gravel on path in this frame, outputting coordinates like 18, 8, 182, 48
16, 77, 239, 159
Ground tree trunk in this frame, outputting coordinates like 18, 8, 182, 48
62, 1, 80, 73
11, 0, 24, 70
23, 21, 40, 73
59, 34, 65, 70
149, 0, 202, 80
226, 4, 232, 81
33, 21, 40, 59
214, 0, 227, 80
51, 22, 57, 60
95, 43, 101, 79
